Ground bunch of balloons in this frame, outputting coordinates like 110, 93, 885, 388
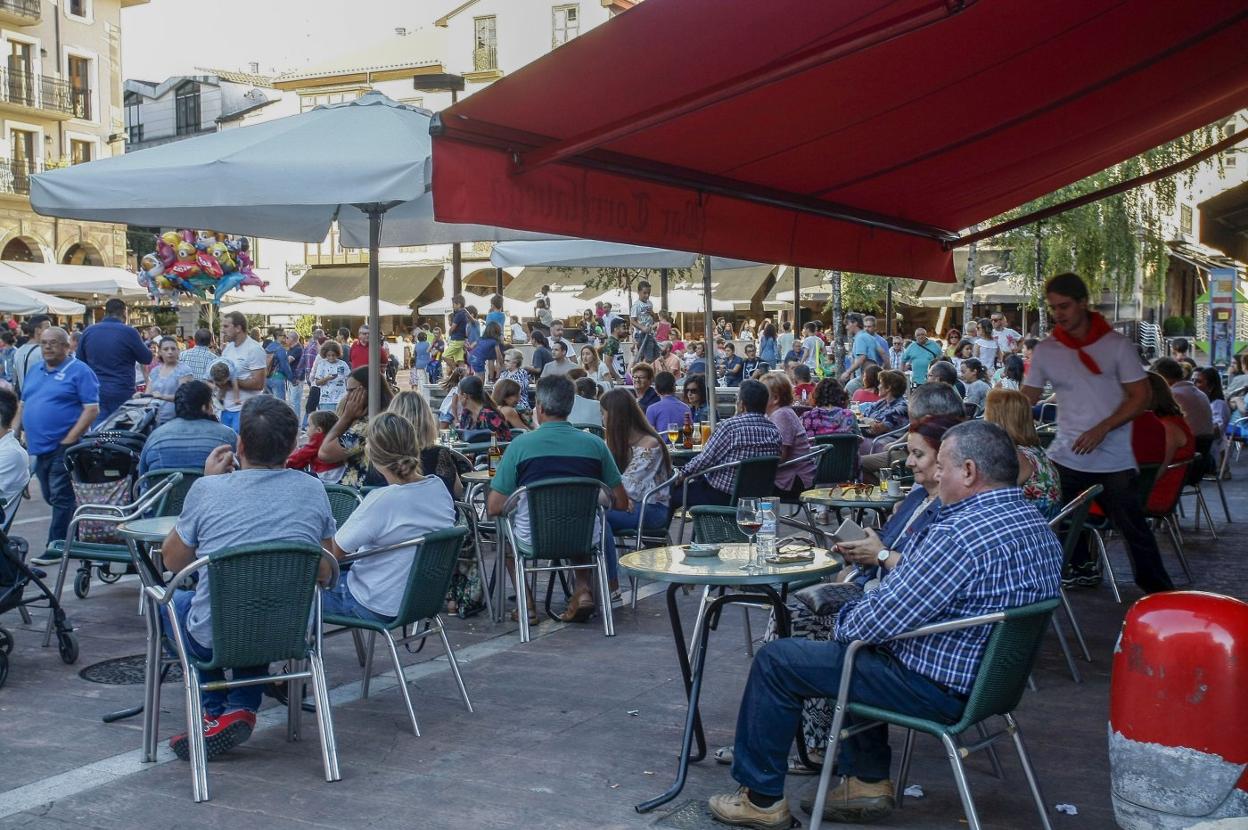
136, 230, 268, 305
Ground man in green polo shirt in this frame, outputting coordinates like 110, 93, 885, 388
488, 374, 627, 623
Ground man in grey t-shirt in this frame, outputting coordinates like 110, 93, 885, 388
161, 396, 335, 761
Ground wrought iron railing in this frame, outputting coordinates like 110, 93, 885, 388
0, 68, 75, 115
0, 0, 39, 20
473, 46, 498, 72
0, 158, 42, 196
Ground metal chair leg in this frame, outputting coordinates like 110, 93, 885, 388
1091, 529, 1122, 604
1050, 615, 1082, 684
808, 702, 850, 830
514, 555, 531, 643
42, 552, 74, 647
361, 632, 377, 698
309, 652, 341, 782
742, 605, 754, 657
629, 575, 639, 610
975, 721, 1006, 780
895, 728, 916, 809
1058, 587, 1091, 662
1006, 714, 1053, 830
941, 732, 984, 830
596, 554, 615, 637
1164, 516, 1194, 585
18, 604, 31, 624
185, 665, 209, 802
350, 629, 367, 667
383, 630, 420, 736
435, 616, 473, 713
686, 586, 711, 655
1197, 489, 1218, 539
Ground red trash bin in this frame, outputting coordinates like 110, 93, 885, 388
1110, 591, 1248, 828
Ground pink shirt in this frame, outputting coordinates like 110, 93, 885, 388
770, 406, 815, 491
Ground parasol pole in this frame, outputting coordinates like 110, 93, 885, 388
702, 255, 716, 430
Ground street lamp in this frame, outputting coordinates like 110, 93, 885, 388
414, 74, 468, 295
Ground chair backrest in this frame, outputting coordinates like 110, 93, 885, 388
136, 468, 203, 517
391, 526, 470, 626
572, 423, 605, 438
202, 541, 326, 670
523, 476, 605, 560
690, 505, 748, 544
811, 434, 858, 485
730, 455, 781, 500
1146, 457, 1192, 517
324, 484, 362, 528
1049, 484, 1103, 568
955, 598, 1060, 728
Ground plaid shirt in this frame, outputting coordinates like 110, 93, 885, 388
835, 487, 1062, 694
178, 346, 218, 381
679, 412, 781, 493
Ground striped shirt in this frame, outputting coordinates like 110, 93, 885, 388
834, 487, 1061, 695
679, 412, 781, 494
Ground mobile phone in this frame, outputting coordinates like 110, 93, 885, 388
831, 517, 868, 544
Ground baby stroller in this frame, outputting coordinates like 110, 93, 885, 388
0, 508, 78, 687
62, 399, 159, 599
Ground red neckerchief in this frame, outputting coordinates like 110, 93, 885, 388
1051, 312, 1113, 374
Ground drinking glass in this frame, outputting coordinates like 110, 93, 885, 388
667, 423, 680, 445
736, 497, 762, 572
692, 422, 703, 449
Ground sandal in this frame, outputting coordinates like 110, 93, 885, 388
559, 591, 595, 623
509, 608, 539, 625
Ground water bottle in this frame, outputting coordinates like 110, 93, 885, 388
756, 499, 778, 562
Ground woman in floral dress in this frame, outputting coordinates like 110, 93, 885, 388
984, 388, 1061, 518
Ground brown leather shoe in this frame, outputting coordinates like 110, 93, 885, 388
559, 590, 595, 623
800, 776, 894, 823
707, 787, 792, 829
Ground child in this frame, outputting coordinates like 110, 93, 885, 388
208, 357, 241, 410
412, 330, 430, 389
655, 311, 672, 345
286, 410, 345, 483
791, 364, 816, 403
312, 341, 350, 411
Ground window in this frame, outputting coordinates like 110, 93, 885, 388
1180, 203, 1193, 236
9, 129, 36, 193
553, 5, 580, 47
124, 92, 142, 144
68, 0, 89, 17
67, 55, 91, 120
304, 225, 367, 265
175, 81, 200, 136
473, 16, 498, 71
69, 139, 92, 165
299, 89, 360, 113
8, 41, 35, 108
1225, 123, 1238, 168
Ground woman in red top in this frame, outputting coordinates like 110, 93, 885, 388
1133, 371, 1192, 514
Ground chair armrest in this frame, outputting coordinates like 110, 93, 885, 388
779, 445, 829, 470
632, 471, 680, 543
336, 536, 428, 564
150, 554, 211, 606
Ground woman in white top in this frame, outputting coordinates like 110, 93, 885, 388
994, 354, 1025, 391
960, 358, 992, 414
972, 318, 999, 370
579, 344, 614, 388
325, 413, 456, 622
600, 387, 673, 593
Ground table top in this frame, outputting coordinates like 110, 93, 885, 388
619, 543, 842, 586
668, 446, 704, 458
462, 469, 495, 483
117, 515, 178, 543
799, 486, 906, 509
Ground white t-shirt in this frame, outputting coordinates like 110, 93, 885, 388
334, 478, 456, 618
0, 431, 29, 524
312, 358, 351, 407
777, 331, 795, 358
992, 327, 1022, 356
219, 337, 268, 412
569, 395, 603, 427
801, 335, 822, 369
1024, 330, 1145, 473
975, 337, 999, 370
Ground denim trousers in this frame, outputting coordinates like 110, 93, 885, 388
167, 589, 266, 715
266, 376, 287, 402
286, 381, 303, 417
321, 577, 394, 625
220, 409, 240, 432
670, 479, 732, 510
1054, 463, 1174, 593
605, 502, 670, 583
34, 445, 74, 548
731, 637, 966, 797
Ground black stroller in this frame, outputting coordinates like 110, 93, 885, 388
62, 399, 158, 599
0, 506, 78, 688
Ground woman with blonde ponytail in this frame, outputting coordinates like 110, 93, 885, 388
324, 413, 456, 622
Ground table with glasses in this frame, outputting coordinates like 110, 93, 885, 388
619, 542, 842, 812
800, 485, 905, 525
460, 469, 506, 621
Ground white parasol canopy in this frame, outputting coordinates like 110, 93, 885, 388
0, 281, 85, 315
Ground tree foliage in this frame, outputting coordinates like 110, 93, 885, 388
822, 273, 914, 315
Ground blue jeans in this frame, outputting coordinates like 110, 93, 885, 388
606, 502, 670, 583
166, 589, 267, 715
34, 445, 74, 548
95, 391, 132, 425
671, 478, 731, 510
266, 376, 287, 401
220, 409, 240, 432
286, 381, 303, 418
731, 637, 967, 797
321, 578, 394, 625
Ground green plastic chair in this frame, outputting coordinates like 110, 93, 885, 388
690, 505, 748, 545
1083, 462, 1161, 604
323, 526, 473, 736
323, 484, 362, 528
1046, 484, 1103, 682
811, 434, 859, 485
498, 476, 615, 643
153, 541, 341, 802
809, 599, 1061, 830
571, 423, 605, 438
135, 468, 203, 517
676, 455, 780, 541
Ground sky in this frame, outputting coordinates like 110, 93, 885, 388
121, 0, 446, 81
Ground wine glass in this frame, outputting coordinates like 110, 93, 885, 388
736, 498, 762, 572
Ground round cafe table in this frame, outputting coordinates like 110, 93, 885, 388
801, 485, 905, 526
620, 543, 842, 813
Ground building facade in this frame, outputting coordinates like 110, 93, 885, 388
0, 0, 145, 270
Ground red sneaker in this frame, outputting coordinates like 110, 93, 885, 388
170, 709, 257, 761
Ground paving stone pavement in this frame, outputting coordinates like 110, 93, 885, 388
1, 469, 1244, 829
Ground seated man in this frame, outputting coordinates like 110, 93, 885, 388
645, 370, 691, 433
160, 396, 336, 761
487, 374, 628, 623
138, 381, 237, 476
673, 379, 781, 508
708, 420, 1062, 828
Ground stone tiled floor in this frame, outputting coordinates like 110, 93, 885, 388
1, 469, 1243, 829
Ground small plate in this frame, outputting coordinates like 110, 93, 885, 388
684, 543, 722, 558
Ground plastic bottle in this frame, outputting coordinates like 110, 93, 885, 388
756, 499, 778, 560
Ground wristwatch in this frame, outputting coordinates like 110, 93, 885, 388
876, 549, 894, 566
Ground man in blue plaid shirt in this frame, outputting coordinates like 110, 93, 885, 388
709, 421, 1062, 828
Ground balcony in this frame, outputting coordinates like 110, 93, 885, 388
0, 69, 76, 119
0, 158, 42, 199
0, 0, 39, 26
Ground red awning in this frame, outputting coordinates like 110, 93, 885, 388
431, 0, 1248, 283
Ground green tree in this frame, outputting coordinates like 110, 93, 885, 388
293, 314, 316, 339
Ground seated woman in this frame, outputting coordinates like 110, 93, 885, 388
1134, 371, 1193, 515
600, 387, 673, 596
759, 372, 815, 500
800, 378, 859, 437
318, 366, 394, 488
456, 374, 512, 441
1195, 366, 1231, 460
850, 363, 882, 404
497, 349, 532, 410
138, 381, 237, 476
325, 413, 456, 622
682, 373, 710, 422
858, 370, 909, 454
983, 388, 1061, 518
714, 413, 959, 771
492, 378, 532, 432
